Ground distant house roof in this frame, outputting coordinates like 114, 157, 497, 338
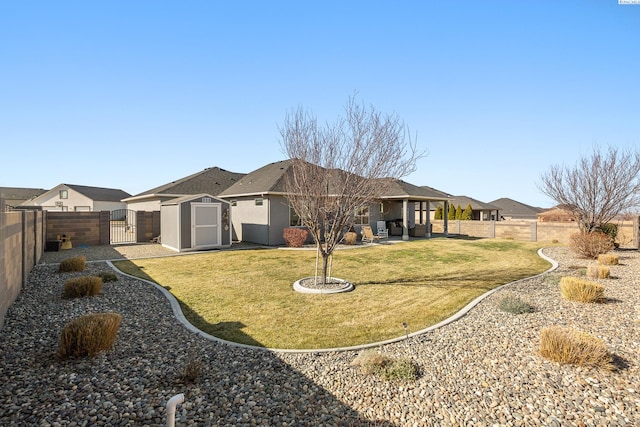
65, 184, 131, 202
0, 187, 47, 205
489, 197, 544, 220
123, 167, 245, 202
219, 160, 293, 197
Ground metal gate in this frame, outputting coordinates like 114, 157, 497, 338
110, 209, 136, 244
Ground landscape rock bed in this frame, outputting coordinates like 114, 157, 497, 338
1, 247, 638, 426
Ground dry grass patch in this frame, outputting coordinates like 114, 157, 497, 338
57, 312, 122, 359
63, 276, 103, 298
351, 350, 418, 381
539, 326, 614, 370
113, 239, 550, 349
560, 277, 605, 303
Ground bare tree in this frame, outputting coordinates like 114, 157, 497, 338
538, 145, 640, 232
280, 95, 425, 284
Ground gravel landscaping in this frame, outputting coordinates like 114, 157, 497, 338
1, 246, 638, 426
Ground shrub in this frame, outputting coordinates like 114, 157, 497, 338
343, 231, 358, 245
597, 253, 619, 266
57, 312, 122, 359
351, 350, 418, 381
586, 264, 610, 279
497, 293, 534, 314
560, 277, 604, 303
176, 354, 203, 384
597, 223, 618, 245
98, 271, 119, 282
58, 256, 86, 272
283, 227, 308, 248
539, 326, 613, 370
63, 276, 103, 298
569, 231, 614, 259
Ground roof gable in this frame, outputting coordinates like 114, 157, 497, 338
219, 160, 293, 197
129, 167, 245, 199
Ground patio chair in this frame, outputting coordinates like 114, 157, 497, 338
376, 221, 389, 240
361, 225, 379, 243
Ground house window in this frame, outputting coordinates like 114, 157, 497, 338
289, 205, 301, 226
255, 198, 264, 206
354, 206, 369, 225
59, 190, 68, 199
230, 200, 237, 207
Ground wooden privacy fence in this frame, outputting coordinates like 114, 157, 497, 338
431, 218, 640, 248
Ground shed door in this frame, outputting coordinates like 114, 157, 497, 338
191, 203, 221, 249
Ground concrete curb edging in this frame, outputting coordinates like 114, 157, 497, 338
107, 248, 559, 354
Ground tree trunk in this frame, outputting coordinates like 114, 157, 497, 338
320, 252, 329, 284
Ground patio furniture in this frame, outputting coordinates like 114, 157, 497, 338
376, 221, 389, 240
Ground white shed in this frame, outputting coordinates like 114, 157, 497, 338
160, 194, 232, 252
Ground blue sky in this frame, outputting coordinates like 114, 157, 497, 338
2, 1, 639, 208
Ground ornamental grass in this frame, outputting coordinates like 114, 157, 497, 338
62, 276, 103, 298
539, 326, 614, 370
58, 255, 86, 272
57, 312, 122, 359
560, 276, 605, 303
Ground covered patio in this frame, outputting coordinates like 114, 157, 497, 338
377, 180, 453, 241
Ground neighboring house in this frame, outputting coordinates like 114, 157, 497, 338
430, 195, 500, 221
218, 160, 452, 245
122, 167, 245, 211
21, 184, 131, 212
490, 197, 544, 221
0, 187, 46, 211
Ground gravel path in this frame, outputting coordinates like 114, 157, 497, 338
1, 246, 638, 426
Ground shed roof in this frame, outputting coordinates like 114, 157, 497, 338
161, 193, 228, 206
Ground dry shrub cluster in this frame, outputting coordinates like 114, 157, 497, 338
351, 350, 418, 381
597, 253, 619, 266
570, 231, 614, 259
57, 312, 122, 359
539, 326, 613, 370
63, 276, 103, 298
58, 256, 86, 272
560, 277, 605, 303
283, 227, 309, 247
586, 264, 610, 280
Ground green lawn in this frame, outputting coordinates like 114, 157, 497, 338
113, 238, 552, 349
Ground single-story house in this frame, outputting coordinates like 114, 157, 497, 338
218, 160, 452, 245
21, 184, 130, 212
122, 167, 245, 211
489, 197, 544, 221
0, 187, 47, 211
